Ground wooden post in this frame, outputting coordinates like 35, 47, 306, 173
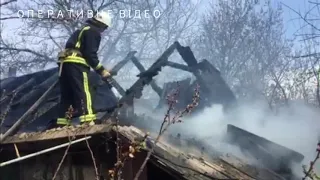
14, 143, 20, 157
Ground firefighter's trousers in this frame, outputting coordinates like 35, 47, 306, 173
57, 63, 96, 125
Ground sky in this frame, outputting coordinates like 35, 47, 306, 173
273, 0, 309, 38
1, 0, 310, 38
0, 0, 313, 76
195, 0, 309, 39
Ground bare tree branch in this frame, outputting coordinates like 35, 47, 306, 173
0, 0, 16, 7
0, 47, 54, 61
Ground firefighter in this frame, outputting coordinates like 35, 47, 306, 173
56, 11, 112, 127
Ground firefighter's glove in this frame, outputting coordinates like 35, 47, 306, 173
101, 69, 111, 78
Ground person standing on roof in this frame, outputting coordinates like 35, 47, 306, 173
56, 11, 112, 127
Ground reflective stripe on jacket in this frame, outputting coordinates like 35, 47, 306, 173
59, 26, 91, 67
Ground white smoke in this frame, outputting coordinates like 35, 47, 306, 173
167, 100, 320, 177
135, 99, 320, 178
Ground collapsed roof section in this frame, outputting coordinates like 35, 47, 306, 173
0, 41, 236, 134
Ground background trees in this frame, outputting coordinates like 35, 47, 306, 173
0, 0, 319, 109
195, 0, 291, 102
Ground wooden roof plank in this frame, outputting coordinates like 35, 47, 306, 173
0, 124, 113, 144
117, 126, 262, 180
1, 124, 287, 180
220, 154, 285, 180
202, 158, 255, 180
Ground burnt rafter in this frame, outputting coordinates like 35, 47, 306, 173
0, 77, 36, 105
120, 41, 237, 113
12, 72, 59, 107
117, 41, 235, 107
130, 56, 162, 97
98, 41, 236, 114
113, 41, 221, 102
166, 61, 193, 72
107, 51, 137, 96
120, 42, 177, 104
2, 40, 231, 120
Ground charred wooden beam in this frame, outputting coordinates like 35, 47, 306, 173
174, 42, 237, 110
109, 51, 137, 76
136, 43, 176, 79
174, 42, 211, 93
131, 56, 162, 97
121, 43, 176, 103
115, 44, 176, 118
197, 59, 221, 74
174, 41, 198, 66
0, 77, 35, 105
100, 43, 177, 119
197, 59, 236, 106
130, 56, 146, 72
22, 101, 59, 131
0, 78, 16, 91
226, 124, 304, 172
166, 61, 193, 72
37, 72, 59, 88
11, 72, 58, 107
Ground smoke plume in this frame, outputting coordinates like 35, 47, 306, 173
136, 99, 320, 177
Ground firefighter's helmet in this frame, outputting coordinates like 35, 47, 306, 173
93, 11, 112, 27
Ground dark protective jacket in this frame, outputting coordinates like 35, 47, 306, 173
62, 24, 106, 74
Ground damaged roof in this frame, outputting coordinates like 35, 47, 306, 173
0, 123, 286, 180
0, 42, 289, 180
0, 67, 118, 133
0, 68, 286, 179
0, 71, 286, 180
